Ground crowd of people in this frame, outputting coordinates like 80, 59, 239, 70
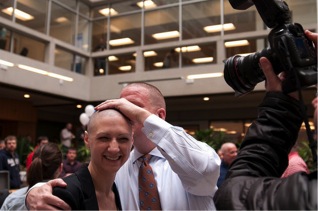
0, 30, 317, 210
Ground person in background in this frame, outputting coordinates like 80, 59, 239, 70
25, 136, 49, 170
1, 143, 62, 210
52, 109, 133, 210
217, 142, 238, 187
26, 82, 220, 210
59, 147, 82, 178
0, 135, 21, 189
281, 143, 310, 178
0, 140, 5, 150
60, 123, 75, 155
214, 30, 317, 210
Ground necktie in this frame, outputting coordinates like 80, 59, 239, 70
138, 154, 162, 210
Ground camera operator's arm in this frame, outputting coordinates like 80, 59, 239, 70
214, 54, 317, 210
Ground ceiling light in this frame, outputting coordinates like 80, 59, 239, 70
203, 97, 210, 101
204, 23, 236, 33
55, 17, 68, 23
133, 51, 157, 57
187, 72, 223, 80
175, 45, 201, 53
137, 0, 157, 9
2, 7, 34, 21
192, 57, 213, 64
99, 8, 118, 16
76, 104, 82, 109
24, 94, 30, 99
47, 72, 73, 82
109, 38, 134, 46
108, 56, 118, 61
154, 62, 163, 67
0, 59, 14, 67
18, 64, 73, 82
18, 64, 48, 75
152, 31, 180, 40
225, 40, 249, 48
119, 65, 132, 71
99, 68, 105, 74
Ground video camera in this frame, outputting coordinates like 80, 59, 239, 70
223, 0, 317, 96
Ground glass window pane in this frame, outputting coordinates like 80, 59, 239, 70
108, 53, 136, 75
78, 16, 90, 52
55, 47, 73, 70
12, 32, 46, 62
92, 19, 107, 52
0, 0, 14, 20
0, 26, 11, 51
54, 0, 76, 9
145, 48, 179, 71
73, 54, 87, 74
182, 43, 217, 67
50, 3, 76, 45
145, 6, 179, 45
224, 1, 259, 35
79, 2, 90, 18
183, 0, 221, 39
16, 0, 47, 33
109, 13, 141, 49
225, 37, 268, 58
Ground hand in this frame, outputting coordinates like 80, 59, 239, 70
259, 57, 298, 99
95, 98, 152, 125
305, 30, 317, 49
26, 179, 70, 210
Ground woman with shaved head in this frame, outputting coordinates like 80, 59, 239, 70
53, 109, 133, 210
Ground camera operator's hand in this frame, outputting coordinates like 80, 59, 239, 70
305, 30, 317, 49
259, 57, 298, 99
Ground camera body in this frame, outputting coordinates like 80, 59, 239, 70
224, 0, 317, 96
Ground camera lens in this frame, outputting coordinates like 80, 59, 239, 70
224, 50, 269, 96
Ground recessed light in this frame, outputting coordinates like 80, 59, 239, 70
99, 8, 118, 16
2, 7, 34, 21
152, 31, 180, 40
203, 97, 210, 101
76, 104, 82, 109
24, 94, 30, 99
204, 23, 235, 33
224, 40, 249, 48
109, 38, 134, 46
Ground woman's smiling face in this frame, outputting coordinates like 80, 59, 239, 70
85, 109, 133, 174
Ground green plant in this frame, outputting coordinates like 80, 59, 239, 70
16, 137, 33, 168
298, 140, 317, 172
194, 128, 230, 151
77, 145, 90, 163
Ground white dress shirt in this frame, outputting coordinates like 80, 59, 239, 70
115, 114, 221, 210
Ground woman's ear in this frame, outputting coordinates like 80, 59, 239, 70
84, 131, 90, 149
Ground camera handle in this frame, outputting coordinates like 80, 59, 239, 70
285, 54, 317, 165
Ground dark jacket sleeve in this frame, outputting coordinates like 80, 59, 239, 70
214, 92, 317, 210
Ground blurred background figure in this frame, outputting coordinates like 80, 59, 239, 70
59, 147, 82, 178
281, 142, 310, 178
0, 135, 21, 189
0, 140, 5, 150
60, 123, 75, 155
217, 142, 238, 187
1, 143, 62, 210
25, 136, 49, 170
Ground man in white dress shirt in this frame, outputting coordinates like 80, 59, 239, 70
26, 82, 221, 210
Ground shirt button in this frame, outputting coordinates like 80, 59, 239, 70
148, 132, 154, 138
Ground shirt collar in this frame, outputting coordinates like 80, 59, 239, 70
131, 147, 164, 164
